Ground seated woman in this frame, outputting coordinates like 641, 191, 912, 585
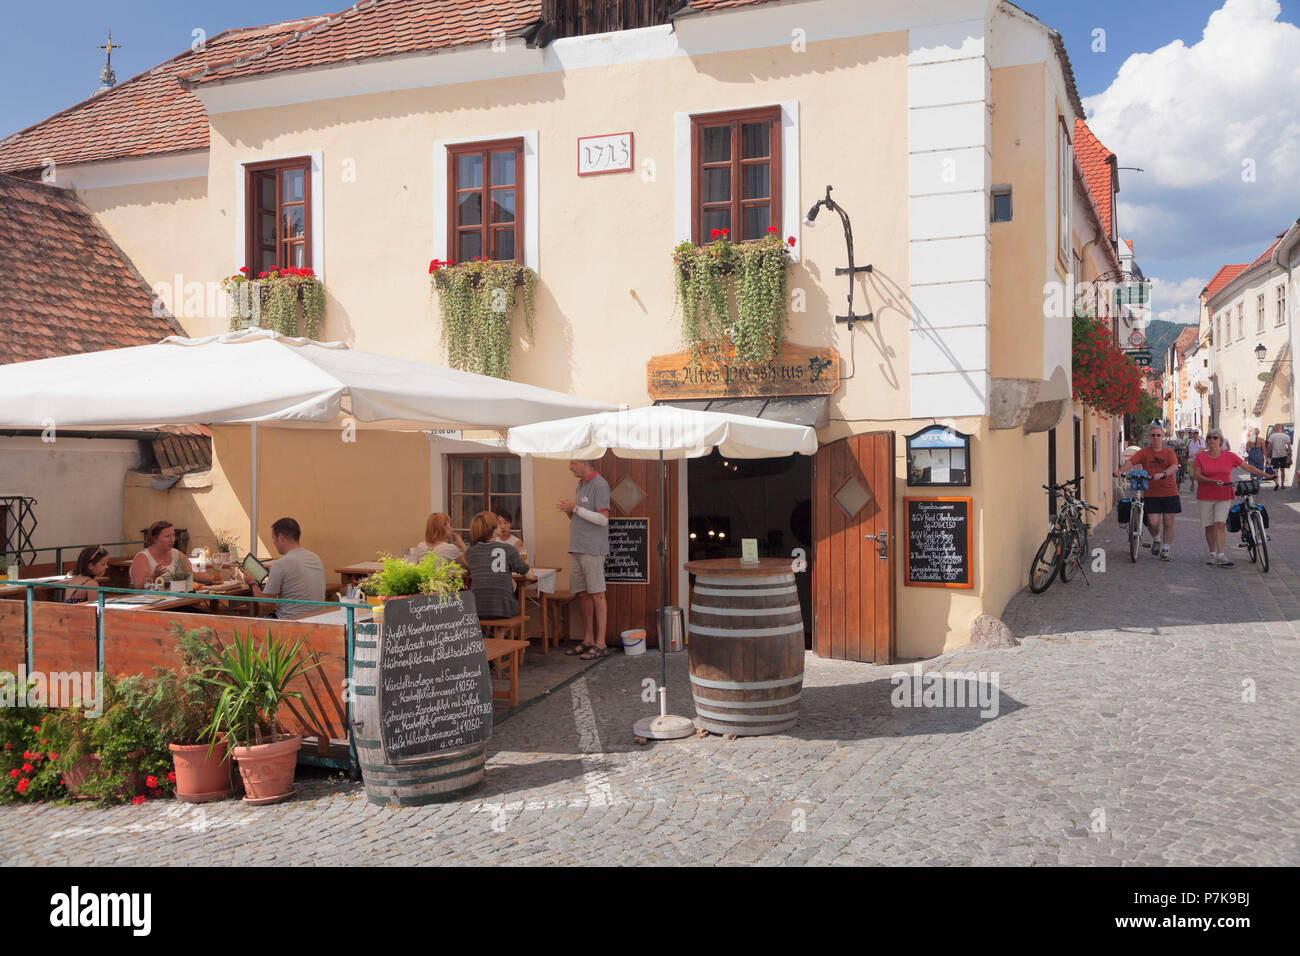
410, 512, 466, 563
64, 546, 110, 604
462, 510, 534, 620
130, 520, 219, 589
489, 509, 528, 563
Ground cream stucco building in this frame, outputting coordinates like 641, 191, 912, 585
1, 0, 1135, 660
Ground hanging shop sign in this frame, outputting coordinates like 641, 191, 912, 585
905, 425, 972, 487
904, 497, 973, 589
577, 132, 634, 176
647, 341, 841, 400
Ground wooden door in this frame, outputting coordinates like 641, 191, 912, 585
812, 432, 896, 663
597, 454, 677, 647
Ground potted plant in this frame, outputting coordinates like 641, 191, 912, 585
222, 267, 325, 338
168, 566, 193, 592
202, 629, 321, 805
429, 257, 537, 379
361, 553, 465, 602
50, 676, 172, 803
155, 626, 232, 803
212, 530, 237, 566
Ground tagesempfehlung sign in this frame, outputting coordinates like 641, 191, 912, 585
377, 593, 493, 760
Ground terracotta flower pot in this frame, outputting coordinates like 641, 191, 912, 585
231, 734, 300, 805
61, 751, 147, 800
169, 742, 233, 804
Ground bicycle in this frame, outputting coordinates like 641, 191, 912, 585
1121, 469, 1150, 563
1233, 477, 1271, 573
1028, 476, 1097, 593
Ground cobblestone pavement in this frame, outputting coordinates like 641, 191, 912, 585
4, 487, 1298, 866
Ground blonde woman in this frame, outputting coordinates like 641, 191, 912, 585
411, 513, 466, 562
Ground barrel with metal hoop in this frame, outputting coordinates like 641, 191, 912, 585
684, 558, 805, 736
350, 621, 486, 806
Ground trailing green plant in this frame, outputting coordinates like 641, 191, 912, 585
361, 552, 465, 598
152, 625, 225, 746
202, 629, 322, 752
429, 257, 537, 379
673, 228, 796, 363
221, 267, 325, 338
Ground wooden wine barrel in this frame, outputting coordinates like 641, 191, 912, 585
685, 558, 805, 736
350, 622, 486, 806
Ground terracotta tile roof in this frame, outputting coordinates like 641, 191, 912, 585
1073, 118, 1116, 238
179, 1, 545, 86
1202, 264, 1249, 304
1246, 236, 1283, 272
0, 174, 182, 364
0, 18, 327, 174
1172, 326, 1198, 358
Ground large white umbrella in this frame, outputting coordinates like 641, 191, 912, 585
507, 404, 818, 739
0, 329, 618, 548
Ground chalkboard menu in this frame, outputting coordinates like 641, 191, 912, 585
377, 591, 493, 760
605, 518, 649, 583
904, 497, 973, 589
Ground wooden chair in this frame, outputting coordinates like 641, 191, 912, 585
541, 590, 577, 651
478, 578, 528, 644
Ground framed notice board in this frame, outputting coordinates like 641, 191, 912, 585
605, 518, 649, 584
904, 497, 973, 589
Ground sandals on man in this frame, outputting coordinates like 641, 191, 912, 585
579, 645, 610, 661
565, 642, 594, 656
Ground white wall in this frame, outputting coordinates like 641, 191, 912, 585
0, 437, 141, 564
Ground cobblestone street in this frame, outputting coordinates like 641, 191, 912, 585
4, 486, 1298, 866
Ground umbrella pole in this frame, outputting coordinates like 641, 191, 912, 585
634, 449, 694, 741
249, 422, 258, 559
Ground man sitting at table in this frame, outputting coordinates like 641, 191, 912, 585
241, 517, 325, 618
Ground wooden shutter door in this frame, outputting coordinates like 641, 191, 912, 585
812, 432, 896, 663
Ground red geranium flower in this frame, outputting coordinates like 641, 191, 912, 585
146, 775, 158, 789
239, 266, 250, 274
21, 763, 33, 774
16, 779, 29, 796
3, 743, 11, 750
167, 771, 177, 784
31, 726, 39, 733
22, 750, 31, 760
787, 236, 796, 246
49, 752, 58, 760
710, 229, 721, 240
131, 795, 146, 805
766, 225, 778, 233
257, 271, 268, 279
7, 769, 17, 778
721, 228, 729, 236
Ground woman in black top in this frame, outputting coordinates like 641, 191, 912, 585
462, 511, 534, 619
64, 546, 109, 603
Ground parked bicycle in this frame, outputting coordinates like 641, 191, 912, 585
1230, 477, 1271, 573
1118, 469, 1150, 563
1028, 476, 1097, 593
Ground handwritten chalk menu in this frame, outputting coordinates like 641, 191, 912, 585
904, 497, 973, 589
378, 592, 493, 760
605, 518, 649, 584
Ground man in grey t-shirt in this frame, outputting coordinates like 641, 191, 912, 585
242, 516, 325, 619
557, 460, 610, 659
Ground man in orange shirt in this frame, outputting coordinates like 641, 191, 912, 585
1115, 424, 1181, 561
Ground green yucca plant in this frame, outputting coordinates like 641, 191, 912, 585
201, 629, 322, 754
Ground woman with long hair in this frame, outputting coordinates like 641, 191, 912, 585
411, 512, 466, 562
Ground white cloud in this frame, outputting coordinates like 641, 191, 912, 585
1084, 0, 1300, 190
1149, 276, 1206, 326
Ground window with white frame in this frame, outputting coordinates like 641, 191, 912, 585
1257, 294, 1266, 333
1278, 285, 1289, 327
1236, 305, 1244, 340
1057, 118, 1072, 269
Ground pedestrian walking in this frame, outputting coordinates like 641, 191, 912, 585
1245, 428, 1268, 472
1115, 424, 1181, 561
1193, 429, 1274, 567
1266, 423, 1292, 490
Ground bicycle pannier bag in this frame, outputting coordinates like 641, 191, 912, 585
1259, 504, 1270, 528
1117, 498, 1132, 525
1226, 504, 1242, 533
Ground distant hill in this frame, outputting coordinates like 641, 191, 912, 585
1143, 320, 1195, 374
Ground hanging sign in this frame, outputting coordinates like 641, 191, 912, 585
647, 341, 840, 400
904, 497, 973, 589
578, 132, 634, 176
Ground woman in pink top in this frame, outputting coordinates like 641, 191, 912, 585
1193, 429, 1273, 567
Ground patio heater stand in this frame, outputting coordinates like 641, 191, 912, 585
633, 450, 695, 741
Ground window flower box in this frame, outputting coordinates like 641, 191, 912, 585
221, 267, 325, 339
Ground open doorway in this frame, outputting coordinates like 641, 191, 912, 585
687, 449, 813, 646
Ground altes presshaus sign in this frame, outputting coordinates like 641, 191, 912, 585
647, 342, 841, 400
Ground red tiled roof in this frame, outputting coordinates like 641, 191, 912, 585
1246, 237, 1283, 272
0, 174, 182, 364
1172, 326, 1198, 358
1073, 118, 1116, 238
179, 1, 544, 86
1203, 264, 1249, 304
0, 18, 327, 174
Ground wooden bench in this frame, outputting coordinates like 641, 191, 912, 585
483, 637, 528, 708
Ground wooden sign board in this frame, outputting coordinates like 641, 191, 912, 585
647, 341, 840, 400
378, 592, 493, 759
605, 518, 649, 584
904, 497, 973, 589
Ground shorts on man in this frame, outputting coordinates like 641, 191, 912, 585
1144, 494, 1183, 515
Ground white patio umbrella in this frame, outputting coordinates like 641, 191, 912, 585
0, 329, 618, 549
507, 405, 818, 739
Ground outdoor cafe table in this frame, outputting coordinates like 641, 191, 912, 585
99, 581, 253, 613
337, 562, 382, 589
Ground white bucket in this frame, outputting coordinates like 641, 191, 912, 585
620, 628, 647, 656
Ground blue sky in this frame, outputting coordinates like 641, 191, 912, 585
2, 0, 1297, 324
